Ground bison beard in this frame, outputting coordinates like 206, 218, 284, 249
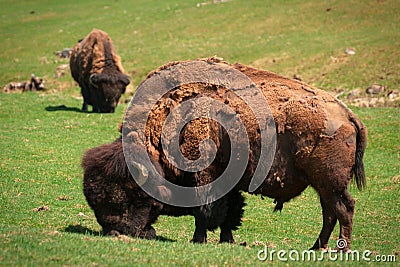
83, 58, 367, 250
70, 29, 130, 113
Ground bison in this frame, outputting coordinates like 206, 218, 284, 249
84, 58, 367, 250
70, 29, 130, 113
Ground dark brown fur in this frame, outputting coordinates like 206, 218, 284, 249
70, 29, 130, 113
82, 138, 161, 238
82, 137, 245, 242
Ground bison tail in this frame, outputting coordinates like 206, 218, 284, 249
350, 115, 367, 190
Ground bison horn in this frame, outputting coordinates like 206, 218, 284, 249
89, 73, 99, 88
130, 161, 149, 186
120, 74, 130, 86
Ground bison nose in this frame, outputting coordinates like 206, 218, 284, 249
109, 100, 117, 112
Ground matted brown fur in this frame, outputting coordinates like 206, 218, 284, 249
124, 57, 367, 249
74, 29, 125, 75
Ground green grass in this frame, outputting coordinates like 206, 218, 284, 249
0, 0, 399, 266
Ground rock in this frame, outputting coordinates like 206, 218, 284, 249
32, 205, 50, 212
55, 64, 69, 78
366, 84, 385, 94
344, 48, 356, 55
54, 48, 72, 58
347, 88, 361, 99
293, 74, 302, 81
358, 100, 370, 108
387, 90, 399, 99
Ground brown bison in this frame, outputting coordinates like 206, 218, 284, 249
70, 29, 130, 113
84, 58, 367, 250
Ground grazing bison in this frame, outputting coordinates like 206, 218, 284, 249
84, 58, 367, 250
70, 29, 130, 113
82, 138, 164, 239
82, 136, 245, 242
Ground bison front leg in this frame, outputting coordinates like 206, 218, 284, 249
219, 191, 245, 243
192, 207, 208, 243
191, 198, 230, 243
82, 101, 88, 112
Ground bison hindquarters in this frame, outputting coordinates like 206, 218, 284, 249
295, 112, 367, 251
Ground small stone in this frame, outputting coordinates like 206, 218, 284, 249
366, 84, 385, 94
344, 48, 356, 55
293, 74, 302, 81
32, 205, 50, 212
347, 88, 361, 99
387, 90, 399, 99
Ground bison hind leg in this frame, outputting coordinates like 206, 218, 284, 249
311, 189, 355, 251
310, 195, 338, 250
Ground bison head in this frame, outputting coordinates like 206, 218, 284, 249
89, 73, 130, 113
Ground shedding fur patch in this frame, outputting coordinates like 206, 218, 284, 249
72, 29, 125, 76
125, 58, 365, 208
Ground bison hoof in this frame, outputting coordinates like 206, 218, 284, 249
107, 230, 121, 237
309, 238, 329, 251
191, 239, 206, 244
219, 231, 234, 243
219, 238, 235, 244
139, 226, 156, 240
332, 247, 352, 253
191, 236, 207, 243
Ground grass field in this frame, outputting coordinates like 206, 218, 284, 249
0, 0, 399, 266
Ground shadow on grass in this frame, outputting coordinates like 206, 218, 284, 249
64, 224, 102, 236
45, 105, 84, 112
155, 236, 176, 242
64, 224, 176, 242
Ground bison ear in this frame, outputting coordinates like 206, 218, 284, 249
120, 74, 130, 86
89, 73, 100, 88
